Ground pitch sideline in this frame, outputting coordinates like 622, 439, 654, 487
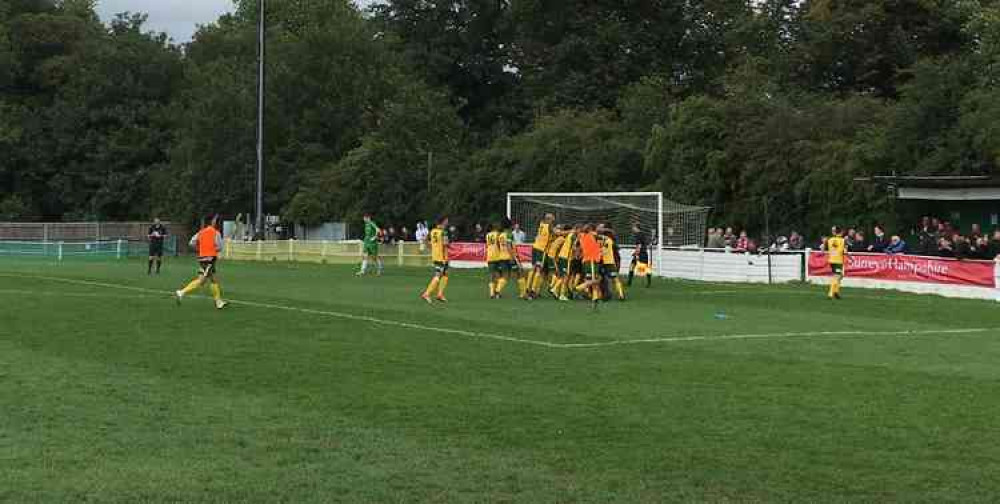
1, 272, 996, 349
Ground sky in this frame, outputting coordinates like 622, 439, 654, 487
94, 1, 378, 43
95, 0, 235, 42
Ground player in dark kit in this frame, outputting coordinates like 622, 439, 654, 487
148, 218, 168, 275
628, 223, 652, 288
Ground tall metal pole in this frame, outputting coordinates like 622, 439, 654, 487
255, 0, 266, 238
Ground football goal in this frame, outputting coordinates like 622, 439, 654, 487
506, 192, 711, 273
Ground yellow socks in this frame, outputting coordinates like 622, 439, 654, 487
496, 277, 508, 295
181, 277, 203, 295
437, 276, 449, 297
517, 277, 527, 297
614, 278, 625, 299
425, 277, 440, 297
210, 282, 222, 301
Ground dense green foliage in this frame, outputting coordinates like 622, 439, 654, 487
1, 0, 999, 237
3, 259, 1000, 501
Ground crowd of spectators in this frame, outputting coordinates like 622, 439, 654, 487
706, 216, 1000, 260
377, 220, 530, 246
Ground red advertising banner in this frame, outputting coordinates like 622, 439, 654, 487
447, 242, 533, 262
809, 252, 996, 288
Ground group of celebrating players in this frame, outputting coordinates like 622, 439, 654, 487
417, 213, 655, 308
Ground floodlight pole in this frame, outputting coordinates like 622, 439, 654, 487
255, 0, 266, 239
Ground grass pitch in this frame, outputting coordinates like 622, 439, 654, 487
2, 257, 1000, 502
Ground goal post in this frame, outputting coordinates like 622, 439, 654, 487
506, 192, 711, 275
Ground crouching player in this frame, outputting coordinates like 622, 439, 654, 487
175, 214, 228, 310
421, 217, 450, 304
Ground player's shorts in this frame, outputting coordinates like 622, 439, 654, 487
634, 261, 652, 276
149, 241, 164, 257
830, 263, 844, 276
364, 241, 379, 256
507, 260, 521, 274
488, 261, 505, 274
532, 248, 546, 266
556, 257, 569, 276
434, 261, 449, 275
197, 257, 218, 276
571, 259, 583, 275
583, 261, 600, 280
541, 255, 555, 273
601, 263, 618, 278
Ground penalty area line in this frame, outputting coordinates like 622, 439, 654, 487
1, 273, 996, 350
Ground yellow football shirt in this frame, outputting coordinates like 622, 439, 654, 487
496, 231, 513, 261
558, 232, 577, 259
430, 227, 448, 262
547, 235, 566, 258
486, 231, 500, 262
827, 236, 845, 265
532, 222, 551, 251
601, 236, 616, 265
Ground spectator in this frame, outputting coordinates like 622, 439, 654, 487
706, 228, 725, 249
400, 226, 411, 242
512, 222, 526, 244
885, 235, 907, 255
869, 225, 889, 253
385, 226, 397, 244
788, 231, 804, 250
723, 227, 737, 248
970, 223, 983, 240
415, 221, 429, 243
917, 218, 937, 256
448, 225, 458, 240
472, 223, 486, 243
735, 231, 750, 252
845, 228, 857, 250
936, 237, 954, 258
954, 234, 973, 259
849, 231, 868, 253
971, 235, 992, 260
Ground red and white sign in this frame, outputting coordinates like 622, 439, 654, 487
809, 252, 995, 288
446, 242, 532, 263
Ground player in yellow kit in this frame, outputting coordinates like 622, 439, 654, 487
600, 228, 626, 301
500, 218, 528, 299
421, 217, 451, 304
527, 214, 555, 297
826, 226, 846, 300
555, 224, 580, 301
541, 227, 566, 299
485, 224, 504, 298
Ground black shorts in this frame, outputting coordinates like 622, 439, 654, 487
583, 261, 600, 280
198, 257, 217, 276
489, 260, 510, 275
830, 263, 844, 276
508, 260, 522, 275
556, 257, 569, 277
434, 261, 450, 275
572, 259, 583, 275
149, 241, 164, 257
532, 249, 546, 266
601, 263, 618, 278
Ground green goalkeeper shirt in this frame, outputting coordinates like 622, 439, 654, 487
364, 221, 379, 244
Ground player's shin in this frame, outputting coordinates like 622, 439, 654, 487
615, 278, 626, 299
180, 277, 203, 295
437, 275, 449, 297
517, 277, 527, 297
496, 276, 508, 294
425, 276, 440, 297
210, 281, 222, 301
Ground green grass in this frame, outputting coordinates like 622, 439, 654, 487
2, 257, 1000, 502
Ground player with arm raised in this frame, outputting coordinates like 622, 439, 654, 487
600, 227, 626, 301
148, 217, 168, 275
826, 226, 846, 300
527, 214, 555, 298
174, 214, 227, 310
357, 213, 383, 277
421, 217, 451, 304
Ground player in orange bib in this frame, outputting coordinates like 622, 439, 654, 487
175, 214, 228, 310
574, 224, 604, 308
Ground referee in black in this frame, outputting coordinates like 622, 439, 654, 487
148, 218, 168, 275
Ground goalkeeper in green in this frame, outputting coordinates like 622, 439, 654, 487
357, 213, 384, 276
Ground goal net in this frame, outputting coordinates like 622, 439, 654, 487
507, 192, 711, 273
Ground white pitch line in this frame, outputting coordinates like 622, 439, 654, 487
1, 272, 996, 349
0, 289, 163, 300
